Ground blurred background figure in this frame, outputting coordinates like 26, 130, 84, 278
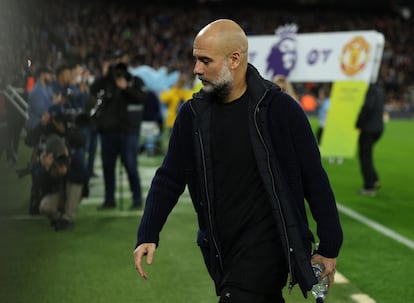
32, 135, 79, 231
273, 74, 298, 101
140, 90, 163, 157
90, 62, 147, 210
355, 80, 386, 197
23, 66, 59, 206
315, 83, 332, 146
25, 104, 87, 227
68, 61, 95, 197
50, 65, 72, 106
70, 61, 100, 181
159, 73, 193, 134
27, 66, 55, 129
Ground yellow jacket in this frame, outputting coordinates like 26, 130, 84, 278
159, 87, 193, 129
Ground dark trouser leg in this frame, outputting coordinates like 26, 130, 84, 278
218, 286, 285, 303
100, 132, 119, 204
87, 126, 99, 177
316, 126, 324, 145
358, 131, 382, 189
120, 132, 142, 206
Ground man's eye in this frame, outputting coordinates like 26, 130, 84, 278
200, 58, 210, 65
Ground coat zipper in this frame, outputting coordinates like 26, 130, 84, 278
253, 95, 294, 292
189, 102, 224, 272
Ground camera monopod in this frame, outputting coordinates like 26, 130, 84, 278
118, 158, 124, 211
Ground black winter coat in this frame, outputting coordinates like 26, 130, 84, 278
136, 64, 343, 297
356, 82, 385, 133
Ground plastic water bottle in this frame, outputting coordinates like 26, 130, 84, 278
311, 262, 329, 303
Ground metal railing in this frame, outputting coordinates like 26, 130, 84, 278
1, 85, 28, 121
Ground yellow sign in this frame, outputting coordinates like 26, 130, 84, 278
319, 81, 369, 158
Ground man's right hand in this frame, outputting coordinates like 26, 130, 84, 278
133, 243, 156, 280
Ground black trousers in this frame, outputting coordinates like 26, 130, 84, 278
218, 286, 285, 303
358, 130, 382, 189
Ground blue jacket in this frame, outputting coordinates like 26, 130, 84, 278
28, 82, 54, 128
137, 64, 343, 297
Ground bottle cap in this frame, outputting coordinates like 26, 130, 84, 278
316, 297, 325, 303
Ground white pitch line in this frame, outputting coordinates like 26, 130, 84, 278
334, 271, 349, 284
337, 203, 414, 250
351, 294, 377, 303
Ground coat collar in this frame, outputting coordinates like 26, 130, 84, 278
191, 63, 279, 112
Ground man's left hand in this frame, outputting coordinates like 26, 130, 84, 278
311, 254, 337, 287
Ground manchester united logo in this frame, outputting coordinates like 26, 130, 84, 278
340, 36, 370, 76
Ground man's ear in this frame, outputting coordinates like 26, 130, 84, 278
229, 51, 241, 69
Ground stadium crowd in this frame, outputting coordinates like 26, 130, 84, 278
0, 0, 412, 222
1, 1, 413, 112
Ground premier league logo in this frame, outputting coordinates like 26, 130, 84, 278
266, 24, 298, 79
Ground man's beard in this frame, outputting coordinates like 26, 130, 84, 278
200, 62, 233, 102
208, 81, 232, 102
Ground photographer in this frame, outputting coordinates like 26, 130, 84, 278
90, 62, 146, 210
25, 104, 87, 230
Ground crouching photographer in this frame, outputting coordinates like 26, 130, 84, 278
25, 104, 88, 231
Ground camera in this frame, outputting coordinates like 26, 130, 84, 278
48, 153, 70, 177
54, 154, 69, 166
49, 105, 91, 128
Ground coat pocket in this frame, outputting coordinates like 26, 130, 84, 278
196, 229, 214, 279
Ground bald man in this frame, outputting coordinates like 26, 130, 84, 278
133, 19, 343, 303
